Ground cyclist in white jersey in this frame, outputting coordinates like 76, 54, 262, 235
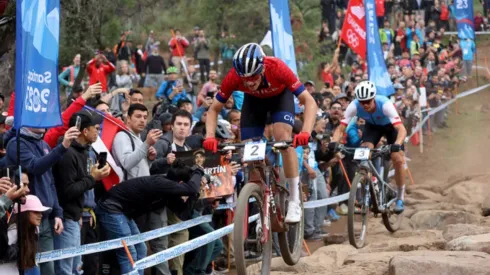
329, 81, 407, 213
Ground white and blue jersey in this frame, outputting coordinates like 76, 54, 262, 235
341, 95, 402, 127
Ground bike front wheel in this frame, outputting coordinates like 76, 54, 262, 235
348, 173, 370, 248
233, 183, 272, 275
277, 169, 304, 265
381, 160, 404, 232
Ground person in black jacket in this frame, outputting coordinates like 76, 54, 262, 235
95, 160, 205, 275
53, 111, 111, 275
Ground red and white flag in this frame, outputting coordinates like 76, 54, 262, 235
91, 113, 129, 191
340, 0, 367, 59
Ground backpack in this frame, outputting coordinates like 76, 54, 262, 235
121, 131, 135, 181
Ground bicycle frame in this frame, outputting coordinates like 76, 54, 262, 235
357, 158, 398, 214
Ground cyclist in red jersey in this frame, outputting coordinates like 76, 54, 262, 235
203, 43, 318, 223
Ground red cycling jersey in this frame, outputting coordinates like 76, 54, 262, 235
216, 57, 305, 103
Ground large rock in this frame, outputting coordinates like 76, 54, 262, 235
361, 230, 445, 252
388, 251, 490, 275
409, 189, 444, 202
442, 180, 490, 205
442, 224, 490, 241
446, 233, 490, 253
410, 210, 481, 230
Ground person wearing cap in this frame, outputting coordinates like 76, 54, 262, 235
156, 66, 188, 105
305, 80, 316, 94
334, 93, 350, 111
178, 98, 199, 122
1, 193, 49, 275
52, 112, 111, 275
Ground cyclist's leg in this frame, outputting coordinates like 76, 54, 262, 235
269, 91, 301, 223
359, 123, 380, 149
385, 125, 406, 212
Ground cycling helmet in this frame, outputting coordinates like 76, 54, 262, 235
216, 120, 234, 139
354, 81, 377, 101
232, 43, 265, 77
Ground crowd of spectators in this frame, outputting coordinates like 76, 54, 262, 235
0, 1, 483, 275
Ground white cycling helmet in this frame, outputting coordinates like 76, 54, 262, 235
354, 81, 377, 101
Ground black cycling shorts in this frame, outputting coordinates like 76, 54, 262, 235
240, 90, 295, 140
362, 123, 404, 150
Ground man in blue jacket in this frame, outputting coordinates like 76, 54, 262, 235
156, 66, 188, 104
5, 126, 80, 274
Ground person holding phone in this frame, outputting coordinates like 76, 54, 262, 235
155, 66, 188, 105
52, 111, 111, 275
198, 69, 219, 107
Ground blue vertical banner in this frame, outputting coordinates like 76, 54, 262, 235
268, 0, 298, 75
15, 0, 62, 129
365, 0, 394, 97
453, 0, 475, 40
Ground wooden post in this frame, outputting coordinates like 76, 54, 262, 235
419, 107, 423, 154
122, 240, 135, 268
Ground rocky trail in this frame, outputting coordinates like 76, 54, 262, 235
263, 82, 490, 275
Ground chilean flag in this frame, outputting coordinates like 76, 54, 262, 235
86, 107, 128, 191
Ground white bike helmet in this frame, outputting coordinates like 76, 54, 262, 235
354, 81, 377, 101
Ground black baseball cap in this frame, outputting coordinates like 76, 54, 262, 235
69, 110, 103, 131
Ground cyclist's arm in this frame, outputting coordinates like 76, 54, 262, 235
383, 100, 407, 145
332, 102, 357, 142
297, 91, 317, 133
205, 99, 224, 138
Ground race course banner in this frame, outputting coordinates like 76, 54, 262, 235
175, 149, 235, 199
453, 0, 475, 40
15, 0, 62, 128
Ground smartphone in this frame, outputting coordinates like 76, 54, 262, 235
231, 153, 242, 164
324, 82, 331, 88
175, 79, 183, 87
206, 91, 214, 98
75, 116, 82, 130
97, 152, 108, 169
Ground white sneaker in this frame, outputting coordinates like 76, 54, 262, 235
285, 201, 302, 223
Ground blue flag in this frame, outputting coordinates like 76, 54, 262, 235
269, 0, 298, 75
15, 0, 62, 129
452, 0, 475, 40
365, 0, 394, 97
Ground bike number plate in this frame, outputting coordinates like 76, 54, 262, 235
243, 142, 267, 162
353, 148, 370, 160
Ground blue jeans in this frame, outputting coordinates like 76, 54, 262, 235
38, 218, 55, 275
54, 219, 82, 275
184, 211, 223, 275
304, 168, 329, 236
96, 208, 147, 275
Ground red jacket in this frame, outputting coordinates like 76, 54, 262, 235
44, 96, 86, 148
86, 59, 116, 92
168, 37, 190, 57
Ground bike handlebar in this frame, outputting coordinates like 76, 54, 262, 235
336, 144, 392, 159
217, 140, 293, 152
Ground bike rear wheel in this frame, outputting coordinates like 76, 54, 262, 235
234, 183, 272, 274
277, 170, 304, 265
381, 160, 404, 232
348, 173, 369, 248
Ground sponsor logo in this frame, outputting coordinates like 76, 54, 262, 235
351, 5, 365, 20
347, 29, 359, 48
284, 114, 294, 124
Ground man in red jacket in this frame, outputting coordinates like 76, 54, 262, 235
168, 29, 190, 73
87, 53, 116, 92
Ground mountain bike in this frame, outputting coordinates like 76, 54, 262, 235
335, 144, 404, 248
220, 141, 304, 274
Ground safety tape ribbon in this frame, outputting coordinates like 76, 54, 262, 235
125, 214, 260, 274
36, 214, 213, 263
303, 192, 350, 209
409, 84, 490, 139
